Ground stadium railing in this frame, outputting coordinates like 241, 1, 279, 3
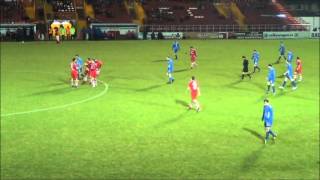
141, 24, 311, 33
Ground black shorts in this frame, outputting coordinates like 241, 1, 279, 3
243, 67, 249, 73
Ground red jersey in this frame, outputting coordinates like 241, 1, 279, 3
89, 61, 97, 71
296, 58, 302, 73
95, 60, 103, 69
190, 48, 197, 57
71, 62, 77, 72
189, 80, 198, 93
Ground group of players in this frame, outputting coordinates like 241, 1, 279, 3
240, 41, 304, 144
70, 55, 103, 88
241, 41, 303, 95
168, 41, 201, 112
169, 40, 304, 144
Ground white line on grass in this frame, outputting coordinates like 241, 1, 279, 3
1, 72, 109, 117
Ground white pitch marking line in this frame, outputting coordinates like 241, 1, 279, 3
1, 72, 109, 117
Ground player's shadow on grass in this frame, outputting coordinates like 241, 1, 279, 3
26, 87, 74, 97
174, 68, 189, 73
135, 84, 166, 92
243, 128, 264, 142
239, 146, 265, 173
175, 99, 189, 107
152, 59, 167, 63
154, 111, 188, 129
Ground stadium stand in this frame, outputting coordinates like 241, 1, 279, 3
88, 0, 132, 23
0, 0, 28, 23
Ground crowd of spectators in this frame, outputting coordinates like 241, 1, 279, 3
51, 0, 75, 12
0, 0, 28, 23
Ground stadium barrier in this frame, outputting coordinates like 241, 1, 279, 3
310, 32, 320, 38
229, 32, 263, 39
263, 31, 311, 39
0, 23, 36, 41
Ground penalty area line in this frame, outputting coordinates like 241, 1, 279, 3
1, 80, 109, 117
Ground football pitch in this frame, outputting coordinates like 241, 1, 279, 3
1, 39, 319, 179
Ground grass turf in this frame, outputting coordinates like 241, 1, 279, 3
1, 39, 319, 179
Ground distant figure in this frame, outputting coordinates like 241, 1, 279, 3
261, 99, 277, 144
275, 41, 286, 64
279, 60, 297, 90
70, 58, 79, 88
251, 49, 261, 73
188, 76, 201, 112
241, 56, 251, 80
172, 41, 180, 60
294, 57, 303, 82
266, 64, 276, 95
287, 50, 294, 63
166, 57, 174, 84
189, 46, 198, 69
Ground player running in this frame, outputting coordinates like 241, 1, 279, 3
294, 57, 303, 82
275, 41, 286, 64
189, 46, 198, 69
187, 76, 201, 112
70, 58, 79, 88
287, 50, 294, 63
172, 41, 180, 60
241, 56, 251, 80
252, 49, 261, 73
261, 99, 277, 144
75, 54, 83, 79
266, 64, 276, 95
166, 57, 174, 84
279, 60, 297, 90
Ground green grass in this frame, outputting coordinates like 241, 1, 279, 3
1, 40, 319, 179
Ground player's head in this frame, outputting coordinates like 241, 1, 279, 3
191, 76, 195, 80
253, 49, 256, 52
75, 54, 79, 57
268, 64, 272, 68
190, 46, 193, 49
166, 57, 170, 61
72, 58, 76, 62
242, 56, 246, 59
297, 56, 300, 59
264, 98, 269, 104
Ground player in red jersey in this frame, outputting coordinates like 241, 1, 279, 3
94, 59, 103, 77
187, 76, 201, 112
89, 59, 98, 87
83, 58, 92, 82
70, 58, 79, 88
189, 46, 198, 69
294, 57, 303, 82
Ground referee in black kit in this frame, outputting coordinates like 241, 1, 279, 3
241, 56, 251, 80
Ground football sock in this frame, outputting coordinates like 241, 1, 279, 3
267, 85, 270, 92
272, 86, 275, 93
282, 81, 287, 87
241, 74, 244, 79
266, 131, 270, 140
269, 130, 276, 137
